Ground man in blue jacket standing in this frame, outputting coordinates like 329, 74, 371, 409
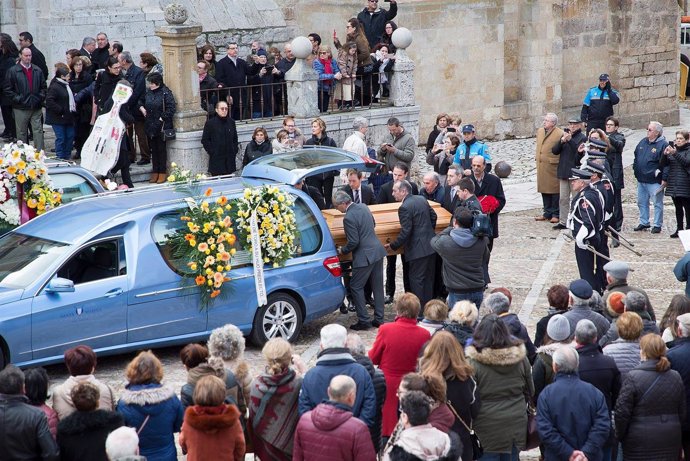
581, 73, 619, 133
633, 121, 668, 234
537, 346, 611, 461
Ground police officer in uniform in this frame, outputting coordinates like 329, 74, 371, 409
567, 168, 606, 293
584, 158, 614, 289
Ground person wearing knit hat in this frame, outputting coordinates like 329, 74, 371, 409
249, 47, 276, 118
605, 292, 625, 320
533, 314, 575, 401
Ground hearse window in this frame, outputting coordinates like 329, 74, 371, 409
0, 234, 68, 288
56, 239, 125, 284
50, 172, 98, 204
152, 194, 321, 274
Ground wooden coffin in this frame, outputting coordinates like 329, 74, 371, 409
322, 201, 452, 262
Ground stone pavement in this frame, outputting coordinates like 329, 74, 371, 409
9, 108, 689, 460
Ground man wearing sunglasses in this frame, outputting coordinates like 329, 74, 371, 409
356, 0, 398, 51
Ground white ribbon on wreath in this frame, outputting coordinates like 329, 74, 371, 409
250, 210, 268, 306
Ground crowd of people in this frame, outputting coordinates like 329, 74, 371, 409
196, 0, 399, 118
3, 278, 690, 461
0, 31, 173, 187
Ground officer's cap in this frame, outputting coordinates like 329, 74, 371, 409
569, 168, 592, 181
461, 124, 475, 133
584, 160, 606, 175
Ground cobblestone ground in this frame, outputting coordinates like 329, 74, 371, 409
37, 113, 688, 460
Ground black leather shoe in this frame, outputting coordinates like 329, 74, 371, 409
348, 305, 357, 313
552, 223, 567, 230
383, 295, 394, 304
651, 227, 661, 234
633, 224, 650, 231
136, 159, 151, 165
372, 320, 383, 328
611, 238, 620, 248
339, 304, 348, 314
350, 322, 371, 331
671, 230, 680, 238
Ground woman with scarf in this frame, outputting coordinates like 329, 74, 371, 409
243, 127, 272, 167
313, 45, 341, 112
45, 65, 76, 160
249, 338, 305, 461
370, 43, 394, 102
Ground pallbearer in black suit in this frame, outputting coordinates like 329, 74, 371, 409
441, 164, 463, 216
341, 168, 375, 205
385, 180, 437, 314
334, 191, 388, 330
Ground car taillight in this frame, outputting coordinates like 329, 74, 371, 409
323, 256, 342, 277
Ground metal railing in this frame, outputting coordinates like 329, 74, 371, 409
200, 70, 393, 122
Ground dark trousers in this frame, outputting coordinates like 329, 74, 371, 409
111, 149, 133, 188
575, 243, 603, 294
148, 134, 167, 174
317, 89, 330, 113
432, 254, 447, 300
73, 120, 92, 157
682, 430, 690, 461
483, 237, 494, 285
128, 120, 150, 161
611, 187, 623, 231
407, 255, 435, 314
351, 258, 385, 324
595, 232, 609, 292
0, 104, 15, 137
672, 196, 690, 230
385, 254, 410, 297
541, 193, 559, 219
305, 175, 335, 208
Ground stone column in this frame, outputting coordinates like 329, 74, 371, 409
285, 36, 319, 118
155, 4, 208, 173
390, 28, 415, 107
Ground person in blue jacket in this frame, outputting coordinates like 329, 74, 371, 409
674, 251, 690, 298
632, 121, 668, 233
117, 351, 184, 461
581, 73, 620, 133
453, 124, 491, 173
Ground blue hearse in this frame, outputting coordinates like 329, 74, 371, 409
0, 148, 362, 368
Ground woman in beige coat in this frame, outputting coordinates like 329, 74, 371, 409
535, 112, 564, 223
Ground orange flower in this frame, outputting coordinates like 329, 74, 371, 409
198, 242, 209, 252
216, 195, 228, 206
180, 216, 191, 221
228, 234, 236, 245
184, 234, 194, 241
210, 289, 221, 298
195, 275, 205, 286
220, 252, 231, 262
204, 188, 213, 197
213, 272, 224, 283
222, 216, 232, 227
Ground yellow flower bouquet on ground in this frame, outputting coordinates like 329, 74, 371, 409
169, 187, 237, 309
235, 185, 298, 268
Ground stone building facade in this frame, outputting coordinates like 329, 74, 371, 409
0, 0, 681, 139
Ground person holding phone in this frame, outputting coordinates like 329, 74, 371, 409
356, 0, 398, 52
248, 49, 275, 118
552, 118, 587, 229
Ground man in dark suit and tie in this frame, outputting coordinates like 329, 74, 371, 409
334, 191, 387, 330
341, 169, 375, 205
441, 164, 463, 221
467, 155, 506, 285
385, 180, 437, 313
215, 42, 254, 120
376, 162, 417, 303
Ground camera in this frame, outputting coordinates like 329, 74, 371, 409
264, 65, 274, 72
447, 127, 456, 133
563, 128, 571, 133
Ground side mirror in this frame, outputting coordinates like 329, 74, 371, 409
45, 277, 75, 293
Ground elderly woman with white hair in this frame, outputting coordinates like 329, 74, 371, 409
441, 300, 478, 347
207, 324, 253, 419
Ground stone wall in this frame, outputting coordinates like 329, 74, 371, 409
0, 0, 681, 138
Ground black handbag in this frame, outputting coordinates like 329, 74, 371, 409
447, 400, 483, 460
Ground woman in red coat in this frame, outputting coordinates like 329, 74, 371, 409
368, 293, 432, 437
179, 375, 245, 461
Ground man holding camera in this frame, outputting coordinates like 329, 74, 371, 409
580, 73, 620, 133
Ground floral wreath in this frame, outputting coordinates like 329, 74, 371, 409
0, 141, 62, 226
169, 187, 237, 309
235, 185, 298, 268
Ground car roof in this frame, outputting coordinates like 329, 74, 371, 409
17, 176, 265, 244
46, 159, 106, 193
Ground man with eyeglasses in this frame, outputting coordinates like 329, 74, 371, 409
581, 73, 619, 133
356, 0, 398, 51
605, 117, 626, 237
632, 121, 668, 234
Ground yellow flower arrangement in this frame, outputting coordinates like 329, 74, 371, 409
235, 185, 298, 268
0, 141, 62, 224
169, 187, 236, 309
